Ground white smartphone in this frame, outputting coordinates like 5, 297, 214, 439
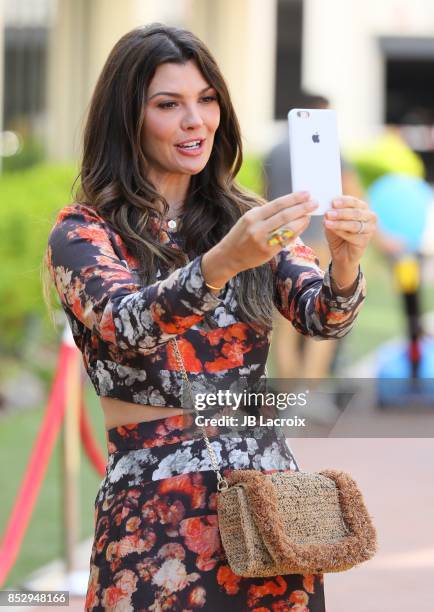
287, 108, 342, 215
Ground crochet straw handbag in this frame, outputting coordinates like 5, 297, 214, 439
172, 338, 378, 577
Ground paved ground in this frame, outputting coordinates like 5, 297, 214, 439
291, 437, 434, 612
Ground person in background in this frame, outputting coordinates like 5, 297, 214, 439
264, 93, 365, 383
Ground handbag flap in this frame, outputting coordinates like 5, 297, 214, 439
217, 485, 274, 575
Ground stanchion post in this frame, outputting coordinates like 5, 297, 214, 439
61, 325, 81, 574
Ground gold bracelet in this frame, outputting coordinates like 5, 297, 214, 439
205, 281, 224, 291
332, 276, 356, 291
330, 265, 359, 290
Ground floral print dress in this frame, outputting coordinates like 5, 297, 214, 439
46, 203, 367, 611
87, 416, 326, 611
46, 204, 366, 410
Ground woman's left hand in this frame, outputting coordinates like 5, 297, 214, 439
323, 196, 377, 269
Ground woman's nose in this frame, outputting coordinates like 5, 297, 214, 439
181, 105, 204, 129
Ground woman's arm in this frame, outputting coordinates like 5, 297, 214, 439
47, 205, 233, 354
270, 237, 366, 340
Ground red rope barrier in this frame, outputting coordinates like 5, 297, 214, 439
80, 399, 107, 477
0, 341, 76, 587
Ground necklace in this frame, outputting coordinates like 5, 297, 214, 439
167, 218, 178, 230
164, 202, 184, 230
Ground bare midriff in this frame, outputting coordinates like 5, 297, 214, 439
100, 396, 185, 431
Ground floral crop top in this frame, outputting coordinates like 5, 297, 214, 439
46, 203, 366, 408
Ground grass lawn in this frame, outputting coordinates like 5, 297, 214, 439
0, 385, 105, 588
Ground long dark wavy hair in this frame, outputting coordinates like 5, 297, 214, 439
42, 23, 274, 331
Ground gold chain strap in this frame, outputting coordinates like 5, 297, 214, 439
171, 337, 229, 491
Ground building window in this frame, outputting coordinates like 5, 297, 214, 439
274, 0, 303, 120
381, 36, 434, 181
4, 26, 47, 130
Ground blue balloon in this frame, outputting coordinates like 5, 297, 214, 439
376, 338, 434, 407
368, 174, 433, 252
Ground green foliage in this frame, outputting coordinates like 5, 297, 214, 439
2, 138, 46, 173
347, 132, 425, 190
0, 164, 78, 352
237, 154, 265, 196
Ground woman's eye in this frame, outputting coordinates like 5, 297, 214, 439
158, 101, 178, 109
157, 96, 217, 109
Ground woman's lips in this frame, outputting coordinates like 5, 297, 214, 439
174, 139, 205, 157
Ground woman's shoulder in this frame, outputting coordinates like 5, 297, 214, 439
52, 202, 106, 227
47, 202, 118, 262
47, 203, 136, 269
48, 202, 113, 246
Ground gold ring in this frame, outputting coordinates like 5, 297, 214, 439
267, 226, 295, 247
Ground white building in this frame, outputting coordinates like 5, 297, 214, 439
1, 0, 434, 175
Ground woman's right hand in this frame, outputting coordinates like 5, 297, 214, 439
201, 191, 319, 289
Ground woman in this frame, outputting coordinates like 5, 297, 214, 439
43, 23, 376, 612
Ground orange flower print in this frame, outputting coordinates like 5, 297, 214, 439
205, 324, 252, 371
180, 516, 221, 571
247, 576, 287, 608
125, 516, 141, 532
102, 493, 115, 512
187, 585, 207, 607
205, 356, 240, 372
113, 505, 131, 526
71, 223, 111, 249
114, 568, 139, 597
167, 337, 203, 372
100, 567, 138, 612
150, 593, 180, 610
205, 327, 226, 346
302, 574, 315, 594
136, 558, 158, 583
158, 474, 206, 510
106, 530, 156, 561
271, 600, 292, 611
288, 590, 309, 606
109, 558, 122, 575
208, 492, 217, 511
325, 309, 352, 325
157, 543, 186, 561
96, 515, 109, 533
152, 302, 203, 336
221, 339, 250, 364
142, 494, 186, 530
216, 565, 242, 595
290, 242, 320, 265
95, 529, 109, 554
165, 415, 188, 432
101, 585, 124, 611
85, 565, 100, 610
96, 312, 115, 344
295, 270, 320, 291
